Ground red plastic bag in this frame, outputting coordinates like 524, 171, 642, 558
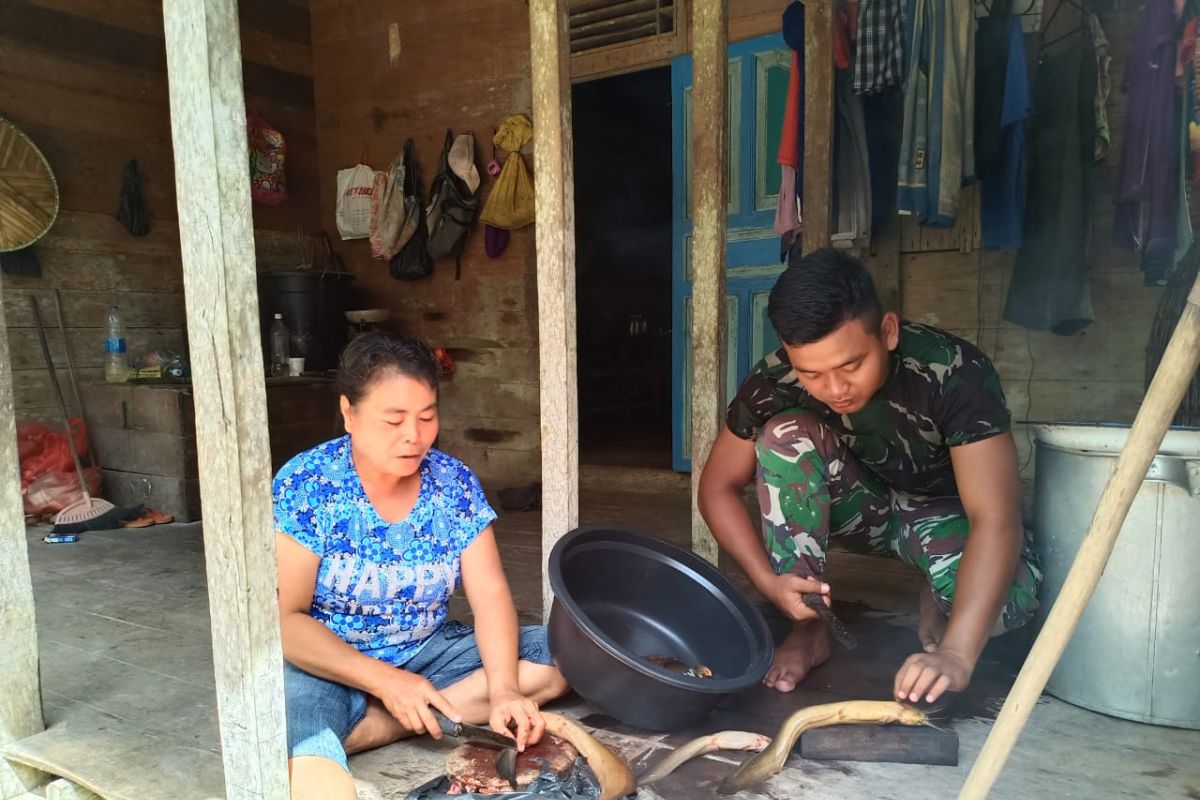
17, 419, 89, 489
24, 467, 102, 519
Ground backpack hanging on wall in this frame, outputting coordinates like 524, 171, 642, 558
426, 130, 480, 279
389, 139, 433, 281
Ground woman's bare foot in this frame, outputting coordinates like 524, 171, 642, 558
763, 620, 829, 692
918, 587, 949, 653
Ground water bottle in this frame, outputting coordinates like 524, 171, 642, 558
269, 313, 290, 377
104, 305, 128, 383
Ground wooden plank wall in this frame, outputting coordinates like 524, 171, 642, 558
308, 0, 786, 488
0, 0, 319, 425
891, 0, 1158, 485
309, 0, 542, 487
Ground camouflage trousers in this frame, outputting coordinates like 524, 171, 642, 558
756, 411, 1042, 632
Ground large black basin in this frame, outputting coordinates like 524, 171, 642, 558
548, 527, 773, 731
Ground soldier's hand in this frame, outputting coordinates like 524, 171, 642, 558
894, 647, 973, 704
767, 574, 830, 622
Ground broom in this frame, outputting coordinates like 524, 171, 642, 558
28, 296, 123, 531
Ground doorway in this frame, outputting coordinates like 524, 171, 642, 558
573, 67, 673, 469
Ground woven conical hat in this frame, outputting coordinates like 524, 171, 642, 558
0, 116, 59, 252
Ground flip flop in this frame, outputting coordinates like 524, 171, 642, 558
122, 508, 175, 528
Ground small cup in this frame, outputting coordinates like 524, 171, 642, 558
288, 357, 305, 377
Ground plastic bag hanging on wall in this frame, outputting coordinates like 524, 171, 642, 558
247, 109, 288, 206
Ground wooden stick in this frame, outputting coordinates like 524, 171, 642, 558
53, 289, 96, 469
958, 271, 1200, 799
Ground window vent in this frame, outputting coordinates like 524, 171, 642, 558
569, 0, 676, 55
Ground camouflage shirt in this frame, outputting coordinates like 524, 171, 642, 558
727, 322, 1011, 497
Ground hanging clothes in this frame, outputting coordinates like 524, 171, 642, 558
1002, 30, 1097, 334
854, 0, 906, 95
1090, 13, 1113, 161
862, 88, 902, 227
1113, 0, 1181, 265
835, 71, 873, 242
832, 6, 872, 243
1182, 13, 1200, 181
976, 7, 1030, 250
776, 2, 806, 255
774, 50, 803, 246
896, 0, 976, 228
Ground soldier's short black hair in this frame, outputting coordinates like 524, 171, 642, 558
767, 248, 883, 346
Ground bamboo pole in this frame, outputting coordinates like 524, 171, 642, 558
528, 0, 579, 619
689, 0, 728, 564
959, 272, 1200, 798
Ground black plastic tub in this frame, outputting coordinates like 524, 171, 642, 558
548, 527, 773, 731
257, 269, 354, 372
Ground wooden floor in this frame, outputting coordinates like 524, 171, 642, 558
8, 473, 1200, 800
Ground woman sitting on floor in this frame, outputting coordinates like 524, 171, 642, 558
274, 332, 569, 800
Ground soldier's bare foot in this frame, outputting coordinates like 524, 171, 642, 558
763, 620, 829, 692
919, 586, 949, 652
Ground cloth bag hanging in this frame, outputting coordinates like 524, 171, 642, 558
480, 114, 535, 230
369, 145, 420, 260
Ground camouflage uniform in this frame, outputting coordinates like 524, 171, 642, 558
728, 323, 1042, 631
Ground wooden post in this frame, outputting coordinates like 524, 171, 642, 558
688, 0, 729, 564
162, 3, 289, 799
0, 283, 45, 798
958, 272, 1200, 798
801, 0, 835, 254
529, 0, 580, 619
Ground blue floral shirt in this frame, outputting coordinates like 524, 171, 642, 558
272, 436, 497, 665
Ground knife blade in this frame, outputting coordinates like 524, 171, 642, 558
433, 713, 521, 790
802, 592, 858, 650
434, 712, 519, 751
495, 745, 520, 790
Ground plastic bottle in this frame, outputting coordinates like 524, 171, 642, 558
269, 313, 290, 377
104, 305, 129, 383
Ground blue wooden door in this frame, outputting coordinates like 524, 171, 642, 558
671, 33, 791, 471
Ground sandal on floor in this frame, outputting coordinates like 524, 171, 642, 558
122, 508, 175, 528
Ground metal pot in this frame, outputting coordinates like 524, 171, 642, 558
548, 527, 773, 731
1032, 423, 1200, 729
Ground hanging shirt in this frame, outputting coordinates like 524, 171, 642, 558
1113, 0, 1180, 256
273, 437, 497, 665
1002, 32, 1097, 334
854, 0, 906, 95
896, 0, 977, 228
979, 15, 1030, 250
782, 1, 806, 211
